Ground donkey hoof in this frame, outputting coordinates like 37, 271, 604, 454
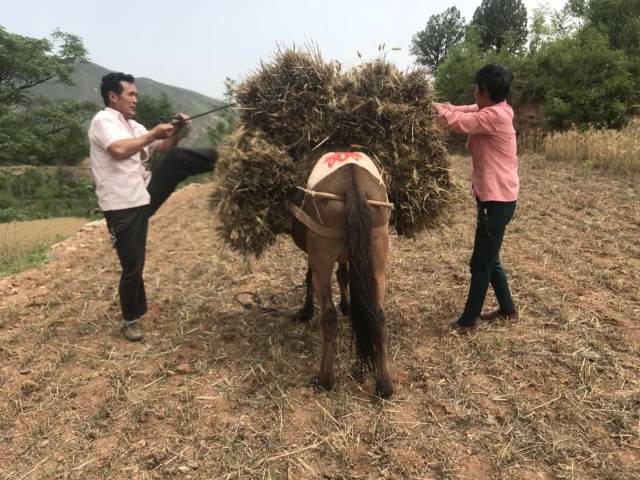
311, 374, 335, 392
375, 380, 394, 399
339, 300, 350, 316
293, 306, 314, 323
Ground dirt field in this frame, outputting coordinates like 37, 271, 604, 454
0, 155, 638, 479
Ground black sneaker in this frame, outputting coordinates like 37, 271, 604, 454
480, 308, 519, 322
449, 320, 477, 334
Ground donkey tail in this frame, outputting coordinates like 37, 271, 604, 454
345, 168, 384, 367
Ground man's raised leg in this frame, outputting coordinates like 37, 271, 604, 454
147, 147, 218, 216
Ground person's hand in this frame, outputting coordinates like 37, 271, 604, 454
433, 104, 449, 128
172, 112, 191, 129
435, 102, 455, 111
434, 103, 446, 116
150, 123, 176, 140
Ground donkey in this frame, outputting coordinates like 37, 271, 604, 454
289, 148, 393, 398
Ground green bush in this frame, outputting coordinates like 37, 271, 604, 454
0, 98, 97, 166
0, 168, 99, 222
435, 24, 634, 131
532, 26, 633, 129
435, 27, 533, 106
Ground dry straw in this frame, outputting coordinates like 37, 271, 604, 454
544, 119, 640, 172
211, 47, 451, 256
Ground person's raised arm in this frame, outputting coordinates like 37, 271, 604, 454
107, 123, 175, 160
435, 104, 495, 135
434, 102, 478, 113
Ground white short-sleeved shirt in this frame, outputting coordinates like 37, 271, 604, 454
88, 107, 157, 211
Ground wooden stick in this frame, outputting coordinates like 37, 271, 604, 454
296, 186, 393, 208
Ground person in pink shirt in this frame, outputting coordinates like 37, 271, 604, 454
434, 63, 519, 332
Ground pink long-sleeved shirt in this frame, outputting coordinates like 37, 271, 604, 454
435, 101, 519, 202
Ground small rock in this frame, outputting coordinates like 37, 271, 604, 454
582, 350, 601, 361
177, 465, 190, 473
20, 379, 40, 394
298, 387, 313, 398
175, 363, 191, 375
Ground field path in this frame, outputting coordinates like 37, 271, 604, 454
1, 155, 638, 479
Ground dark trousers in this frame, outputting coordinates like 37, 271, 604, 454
104, 147, 217, 322
459, 198, 517, 326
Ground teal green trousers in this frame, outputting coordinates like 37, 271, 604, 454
459, 198, 517, 326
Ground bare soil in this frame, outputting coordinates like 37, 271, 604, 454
0, 155, 638, 479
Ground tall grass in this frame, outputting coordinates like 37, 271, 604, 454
544, 119, 640, 172
0, 217, 87, 277
517, 129, 546, 154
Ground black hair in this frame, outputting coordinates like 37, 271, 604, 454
100, 72, 135, 106
475, 63, 512, 103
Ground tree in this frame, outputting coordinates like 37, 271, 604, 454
0, 26, 87, 106
0, 98, 96, 165
529, 5, 579, 54
207, 108, 237, 147
566, 0, 588, 17
135, 94, 190, 167
471, 0, 528, 52
434, 27, 529, 105
410, 7, 467, 72
435, 28, 489, 105
208, 78, 237, 146
0, 26, 94, 166
529, 7, 554, 54
532, 26, 633, 129
585, 0, 640, 54
135, 94, 174, 130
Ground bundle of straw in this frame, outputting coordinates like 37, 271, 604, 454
212, 47, 451, 256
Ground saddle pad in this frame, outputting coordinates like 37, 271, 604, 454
307, 151, 383, 189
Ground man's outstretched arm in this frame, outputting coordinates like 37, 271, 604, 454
107, 123, 175, 159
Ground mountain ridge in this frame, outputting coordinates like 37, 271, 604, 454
32, 62, 224, 147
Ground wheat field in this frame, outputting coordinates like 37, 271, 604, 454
544, 119, 640, 171
0, 218, 87, 275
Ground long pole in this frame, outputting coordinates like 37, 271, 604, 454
159, 102, 236, 124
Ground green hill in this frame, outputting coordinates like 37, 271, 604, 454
32, 62, 224, 147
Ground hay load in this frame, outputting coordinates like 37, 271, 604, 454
211, 47, 451, 256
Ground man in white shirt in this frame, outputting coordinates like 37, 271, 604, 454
89, 72, 218, 341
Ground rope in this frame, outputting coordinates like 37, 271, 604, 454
296, 186, 394, 208
234, 283, 306, 314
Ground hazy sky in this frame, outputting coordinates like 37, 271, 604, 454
3, 0, 567, 99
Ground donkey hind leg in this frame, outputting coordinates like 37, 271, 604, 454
310, 254, 339, 391
294, 265, 314, 322
371, 235, 393, 398
336, 262, 350, 315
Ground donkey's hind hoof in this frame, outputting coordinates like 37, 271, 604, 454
311, 374, 335, 392
375, 380, 394, 399
339, 300, 350, 316
293, 306, 314, 323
